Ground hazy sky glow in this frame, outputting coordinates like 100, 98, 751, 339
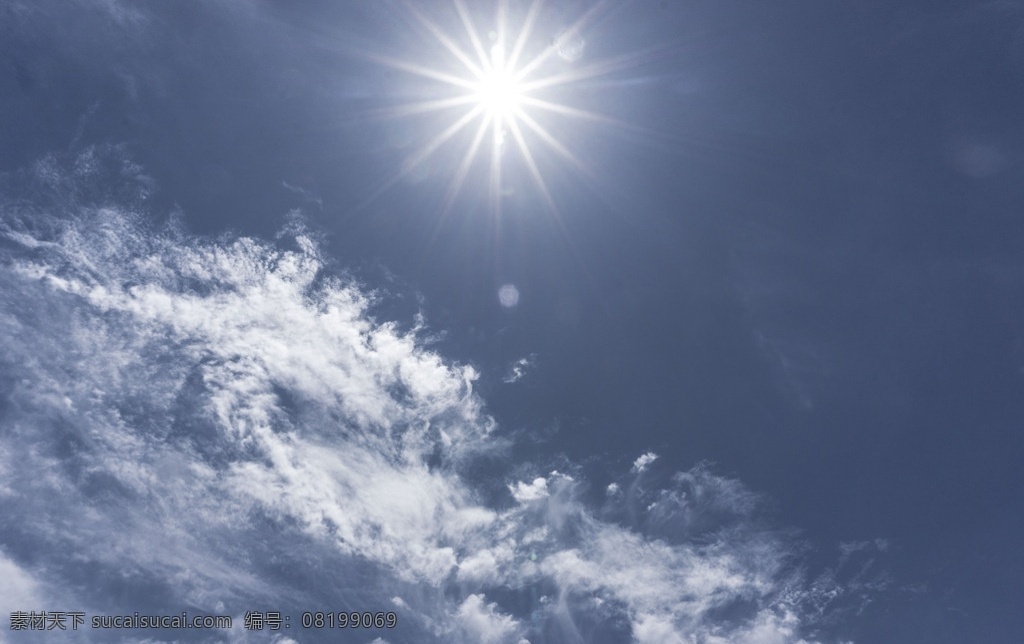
2, 1, 1023, 643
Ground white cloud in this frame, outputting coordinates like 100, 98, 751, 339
0, 148, 879, 643
509, 477, 549, 503
632, 451, 659, 473
0, 551, 45, 616
281, 180, 323, 209
632, 612, 687, 644
457, 542, 515, 586
454, 594, 523, 644
503, 355, 536, 384
1, 150, 498, 611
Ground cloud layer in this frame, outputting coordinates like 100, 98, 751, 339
0, 148, 863, 642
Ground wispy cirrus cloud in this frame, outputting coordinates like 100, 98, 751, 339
503, 355, 536, 384
0, 147, 875, 642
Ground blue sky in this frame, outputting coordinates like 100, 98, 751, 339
1, 1, 1022, 642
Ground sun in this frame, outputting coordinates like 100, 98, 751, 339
358, 0, 632, 216
473, 44, 524, 121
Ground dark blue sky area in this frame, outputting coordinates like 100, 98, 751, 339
2, 1, 1023, 642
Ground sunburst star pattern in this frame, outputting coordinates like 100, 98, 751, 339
361, 0, 635, 217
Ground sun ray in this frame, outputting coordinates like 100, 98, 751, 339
364, 95, 479, 120
349, 104, 485, 214
443, 114, 493, 215
453, 0, 495, 75
516, 107, 623, 219
506, 0, 545, 72
419, 112, 495, 256
513, 108, 589, 179
404, 104, 485, 172
405, 2, 486, 78
507, 117, 558, 217
361, 51, 477, 90
519, 45, 676, 92
496, 0, 509, 51
511, 0, 612, 80
517, 96, 620, 126
506, 115, 597, 294
489, 119, 504, 216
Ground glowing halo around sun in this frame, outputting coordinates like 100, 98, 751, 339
361, 0, 633, 217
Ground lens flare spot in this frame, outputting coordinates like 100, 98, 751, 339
554, 29, 585, 62
498, 284, 520, 308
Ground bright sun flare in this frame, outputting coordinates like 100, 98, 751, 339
473, 45, 524, 120
361, 0, 639, 216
